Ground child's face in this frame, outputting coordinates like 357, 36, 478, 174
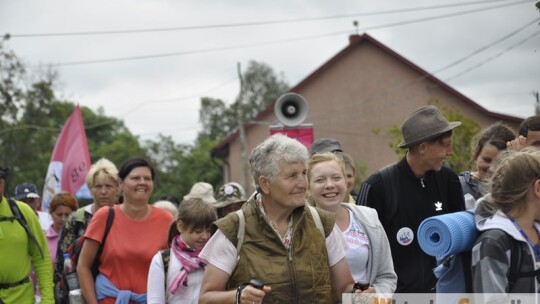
178, 222, 211, 250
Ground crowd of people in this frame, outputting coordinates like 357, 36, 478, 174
1, 105, 540, 303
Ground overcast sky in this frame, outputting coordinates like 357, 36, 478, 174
1, 0, 539, 144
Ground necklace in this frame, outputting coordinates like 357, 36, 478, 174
510, 219, 540, 259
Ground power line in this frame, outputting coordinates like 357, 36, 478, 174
444, 29, 540, 82
358, 0, 531, 32
288, 16, 540, 123
0, 77, 239, 133
30, 0, 530, 68
7, 0, 523, 38
115, 77, 238, 118
30, 30, 350, 67
432, 17, 540, 75
0, 124, 59, 135
15, 8, 536, 134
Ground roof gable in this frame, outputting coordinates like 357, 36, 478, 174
214, 33, 521, 151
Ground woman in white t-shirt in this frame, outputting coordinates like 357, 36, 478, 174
308, 152, 397, 295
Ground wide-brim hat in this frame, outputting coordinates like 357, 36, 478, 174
399, 105, 461, 149
183, 182, 216, 203
213, 182, 246, 208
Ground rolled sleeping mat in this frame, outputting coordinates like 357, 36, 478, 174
417, 211, 478, 259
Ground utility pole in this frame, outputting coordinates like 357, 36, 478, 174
237, 62, 249, 192
533, 90, 539, 115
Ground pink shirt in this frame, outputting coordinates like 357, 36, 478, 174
45, 225, 59, 264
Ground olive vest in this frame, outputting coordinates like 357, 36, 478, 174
214, 196, 338, 304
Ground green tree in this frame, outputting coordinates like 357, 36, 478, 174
0, 39, 146, 195
387, 100, 480, 173
144, 135, 222, 202
237, 61, 290, 120
199, 60, 290, 141
198, 97, 230, 140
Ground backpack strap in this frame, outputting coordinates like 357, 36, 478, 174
161, 248, 171, 292
93, 206, 115, 275
508, 233, 521, 292
234, 205, 326, 257
235, 209, 245, 256
75, 208, 86, 222
507, 232, 540, 292
307, 205, 325, 238
379, 164, 399, 226
7, 198, 44, 258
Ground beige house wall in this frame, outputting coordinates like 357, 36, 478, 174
217, 34, 522, 194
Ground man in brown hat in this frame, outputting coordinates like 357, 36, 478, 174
356, 105, 465, 293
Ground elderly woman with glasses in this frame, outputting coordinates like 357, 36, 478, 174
199, 134, 357, 304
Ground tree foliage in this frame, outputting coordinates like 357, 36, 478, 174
143, 135, 222, 201
0, 39, 146, 196
387, 99, 481, 173
199, 60, 290, 141
1, 39, 290, 202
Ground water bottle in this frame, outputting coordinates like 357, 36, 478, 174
69, 288, 86, 304
63, 253, 80, 291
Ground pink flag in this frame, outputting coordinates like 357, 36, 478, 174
42, 106, 91, 211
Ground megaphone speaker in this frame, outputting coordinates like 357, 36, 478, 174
274, 93, 308, 127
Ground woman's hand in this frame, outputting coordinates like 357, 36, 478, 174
507, 135, 527, 151
239, 285, 271, 304
359, 286, 375, 294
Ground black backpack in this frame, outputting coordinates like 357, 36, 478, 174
55, 206, 115, 304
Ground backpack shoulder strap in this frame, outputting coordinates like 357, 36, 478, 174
508, 233, 521, 292
75, 208, 86, 222
379, 164, 399, 226
235, 209, 245, 255
96, 207, 115, 258
307, 205, 325, 238
161, 248, 171, 291
506, 232, 540, 292
102, 206, 114, 245
7, 198, 44, 258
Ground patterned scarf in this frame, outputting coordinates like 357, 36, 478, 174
168, 235, 206, 295
255, 194, 293, 249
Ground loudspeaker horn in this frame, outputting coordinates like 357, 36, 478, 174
274, 93, 308, 127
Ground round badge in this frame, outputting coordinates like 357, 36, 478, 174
396, 227, 414, 246
224, 185, 234, 195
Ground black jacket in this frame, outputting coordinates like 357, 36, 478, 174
357, 157, 465, 293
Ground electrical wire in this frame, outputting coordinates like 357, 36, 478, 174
7, 0, 523, 38
431, 17, 540, 75
29, 0, 530, 68
0, 77, 238, 133
444, 29, 540, 82
283, 16, 540, 123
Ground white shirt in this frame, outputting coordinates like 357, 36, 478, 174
147, 250, 205, 304
343, 208, 370, 281
199, 224, 347, 275
38, 211, 52, 231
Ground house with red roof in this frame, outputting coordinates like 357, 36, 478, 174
212, 33, 522, 193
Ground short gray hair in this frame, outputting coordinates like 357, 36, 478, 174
249, 134, 308, 189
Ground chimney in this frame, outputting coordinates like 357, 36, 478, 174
349, 34, 361, 45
